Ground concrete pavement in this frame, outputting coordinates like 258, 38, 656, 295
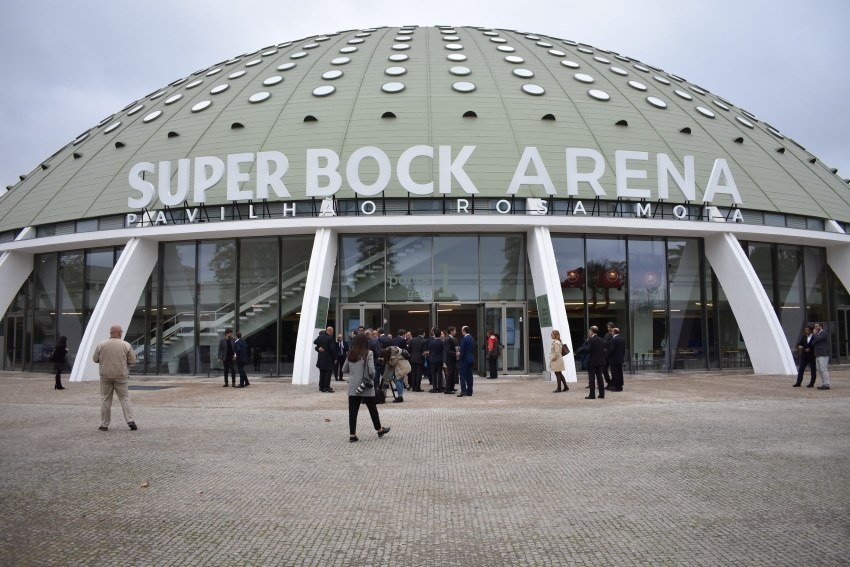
0, 369, 848, 566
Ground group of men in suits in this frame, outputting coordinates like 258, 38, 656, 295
583, 322, 625, 399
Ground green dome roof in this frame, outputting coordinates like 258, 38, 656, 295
2, 25, 849, 231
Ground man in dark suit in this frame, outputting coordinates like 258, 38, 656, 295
608, 327, 626, 391
233, 332, 251, 388
334, 333, 349, 381
409, 329, 428, 392
458, 326, 476, 397
793, 326, 816, 387
585, 326, 606, 399
314, 326, 337, 393
444, 326, 458, 394
217, 328, 237, 388
602, 322, 615, 388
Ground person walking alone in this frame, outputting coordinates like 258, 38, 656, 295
52, 336, 68, 390
92, 324, 138, 431
549, 330, 568, 393
344, 332, 391, 442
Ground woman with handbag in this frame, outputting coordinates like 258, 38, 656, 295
550, 329, 569, 393
344, 331, 391, 443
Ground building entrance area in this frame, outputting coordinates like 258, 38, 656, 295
338, 302, 528, 375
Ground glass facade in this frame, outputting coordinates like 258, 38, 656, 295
1, 233, 846, 377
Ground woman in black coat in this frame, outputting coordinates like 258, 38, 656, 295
53, 336, 68, 390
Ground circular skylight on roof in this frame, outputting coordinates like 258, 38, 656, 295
340, 46, 358, 53
191, 100, 212, 112
313, 85, 335, 97
574, 73, 594, 83
594, 56, 611, 64
536, 41, 553, 47
449, 66, 471, 76
185, 80, 203, 89
526, 34, 540, 40
647, 96, 667, 109
505, 55, 524, 63
229, 70, 247, 79
248, 91, 271, 103
452, 81, 477, 93
348, 38, 365, 44
741, 109, 757, 120
549, 49, 566, 57
614, 55, 630, 62
355, 32, 371, 37
498, 45, 515, 52
490, 37, 507, 43
143, 110, 162, 123
278, 62, 296, 71
331, 57, 350, 65
398, 29, 414, 35
483, 31, 499, 36
393, 44, 411, 50
210, 84, 229, 94
578, 47, 593, 54
206, 68, 222, 77
767, 126, 784, 138
385, 66, 407, 76
610, 66, 628, 76
444, 43, 463, 50
441, 36, 459, 41
588, 89, 610, 101
303, 43, 320, 49
633, 64, 650, 72
263, 75, 284, 86
262, 49, 278, 56
440, 29, 456, 34
521, 84, 545, 96
127, 104, 144, 115
563, 39, 577, 46
245, 59, 262, 67
690, 85, 708, 95
291, 52, 308, 59
674, 89, 693, 100
150, 90, 167, 100
164, 94, 182, 105
382, 82, 406, 93
103, 121, 121, 134
653, 75, 671, 85
321, 70, 343, 80
73, 133, 89, 145
712, 99, 731, 111
447, 53, 467, 62
561, 60, 580, 69
736, 116, 755, 128
513, 68, 534, 78
628, 80, 647, 91
695, 106, 715, 118
390, 54, 409, 62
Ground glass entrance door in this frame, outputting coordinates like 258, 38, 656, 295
484, 303, 526, 374
340, 304, 383, 336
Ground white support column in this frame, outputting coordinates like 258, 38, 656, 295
71, 238, 158, 382
704, 232, 796, 375
292, 227, 337, 385
527, 226, 577, 382
0, 227, 36, 318
826, 243, 850, 295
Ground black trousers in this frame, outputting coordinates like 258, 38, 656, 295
610, 363, 624, 390
796, 356, 816, 385
411, 363, 424, 390
319, 369, 332, 391
334, 358, 346, 380
487, 355, 499, 378
223, 360, 236, 385
430, 363, 445, 391
587, 365, 605, 398
237, 361, 249, 386
348, 396, 382, 435
445, 362, 457, 391
602, 364, 611, 385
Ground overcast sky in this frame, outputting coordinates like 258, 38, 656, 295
1, 0, 848, 191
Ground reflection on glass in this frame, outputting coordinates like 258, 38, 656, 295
387, 236, 432, 302
586, 238, 626, 361
57, 251, 84, 364
85, 249, 115, 326
240, 238, 279, 375
629, 239, 667, 370
480, 235, 524, 301
552, 236, 586, 352
667, 239, 705, 370
777, 245, 804, 350
198, 241, 236, 375
339, 236, 386, 302
280, 236, 313, 373
433, 236, 478, 301
159, 243, 196, 374
32, 254, 58, 369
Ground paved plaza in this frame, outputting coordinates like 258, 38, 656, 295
0, 368, 848, 566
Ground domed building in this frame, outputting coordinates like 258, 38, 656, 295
1, 25, 848, 383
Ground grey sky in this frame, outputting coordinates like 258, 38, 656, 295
1, 0, 848, 191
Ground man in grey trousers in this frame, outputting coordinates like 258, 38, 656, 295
93, 324, 138, 431
811, 322, 831, 390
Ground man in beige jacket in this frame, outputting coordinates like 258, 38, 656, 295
93, 325, 137, 431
